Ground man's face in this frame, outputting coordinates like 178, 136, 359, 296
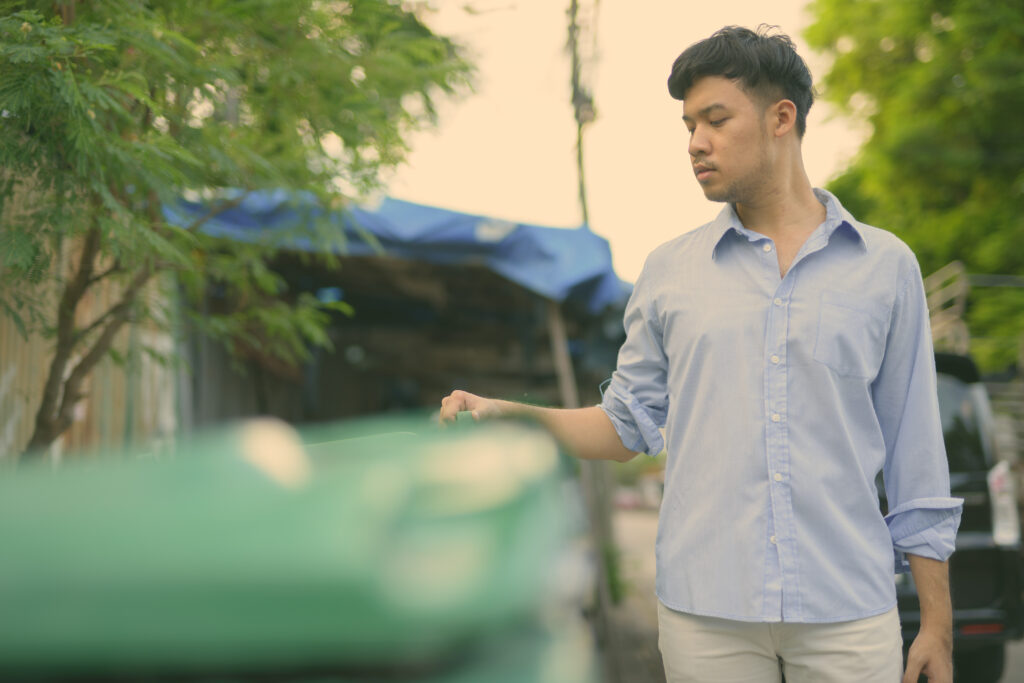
682, 76, 773, 204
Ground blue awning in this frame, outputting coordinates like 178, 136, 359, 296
164, 191, 628, 313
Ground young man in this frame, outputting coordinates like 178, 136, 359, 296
439, 26, 961, 683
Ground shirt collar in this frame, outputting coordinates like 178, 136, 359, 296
710, 188, 866, 259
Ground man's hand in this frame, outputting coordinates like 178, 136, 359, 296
902, 628, 952, 683
438, 390, 505, 425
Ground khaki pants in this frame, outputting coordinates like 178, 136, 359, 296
657, 602, 903, 683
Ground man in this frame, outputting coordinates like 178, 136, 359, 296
439, 26, 961, 683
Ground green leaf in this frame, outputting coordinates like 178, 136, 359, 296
806, 0, 1024, 371
321, 300, 355, 317
1, 299, 28, 341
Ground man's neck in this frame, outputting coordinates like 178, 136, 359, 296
732, 169, 827, 279
733, 181, 825, 242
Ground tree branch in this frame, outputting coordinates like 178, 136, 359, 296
59, 1, 76, 26
184, 193, 250, 234
28, 225, 102, 452
51, 266, 154, 439
74, 289, 127, 344
84, 260, 123, 289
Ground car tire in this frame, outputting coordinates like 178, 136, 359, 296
954, 643, 1005, 683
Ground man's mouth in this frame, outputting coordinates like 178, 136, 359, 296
694, 165, 714, 181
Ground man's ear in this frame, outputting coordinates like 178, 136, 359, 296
769, 99, 798, 138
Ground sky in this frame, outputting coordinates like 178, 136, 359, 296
384, 0, 868, 283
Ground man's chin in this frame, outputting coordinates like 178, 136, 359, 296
699, 186, 730, 203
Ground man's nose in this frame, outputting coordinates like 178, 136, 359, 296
688, 126, 709, 158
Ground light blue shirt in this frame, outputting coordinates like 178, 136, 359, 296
600, 189, 963, 623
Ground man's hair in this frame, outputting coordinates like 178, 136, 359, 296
667, 25, 814, 137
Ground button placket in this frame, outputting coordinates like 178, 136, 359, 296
763, 275, 797, 618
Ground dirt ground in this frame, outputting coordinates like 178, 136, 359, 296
604, 507, 666, 683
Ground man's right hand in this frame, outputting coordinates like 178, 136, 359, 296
438, 392, 637, 462
438, 390, 505, 425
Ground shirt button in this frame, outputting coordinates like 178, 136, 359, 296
773, 297, 783, 306
763, 243, 772, 253
770, 355, 780, 364
770, 535, 778, 544
774, 473, 783, 482
771, 413, 781, 423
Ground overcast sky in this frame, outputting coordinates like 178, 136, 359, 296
385, 0, 867, 282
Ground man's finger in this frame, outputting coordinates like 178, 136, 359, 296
902, 658, 923, 683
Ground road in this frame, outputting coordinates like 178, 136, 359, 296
610, 507, 1024, 683
605, 506, 664, 683
1006, 638, 1024, 680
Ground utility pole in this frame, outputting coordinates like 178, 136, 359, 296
567, 0, 596, 225
566, 3, 619, 682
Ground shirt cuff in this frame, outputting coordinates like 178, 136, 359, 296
598, 383, 665, 456
885, 497, 964, 573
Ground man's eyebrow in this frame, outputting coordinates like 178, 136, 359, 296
681, 103, 728, 122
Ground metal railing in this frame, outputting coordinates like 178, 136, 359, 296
924, 261, 971, 354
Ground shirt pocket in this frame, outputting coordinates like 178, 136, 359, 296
813, 289, 889, 379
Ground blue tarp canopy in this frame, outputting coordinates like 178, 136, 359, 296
164, 191, 627, 314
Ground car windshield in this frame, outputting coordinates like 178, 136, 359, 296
936, 373, 991, 472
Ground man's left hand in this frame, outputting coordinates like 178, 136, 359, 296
902, 629, 952, 683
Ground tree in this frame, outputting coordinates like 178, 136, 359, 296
804, 0, 1024, 370
0, 0, 471, 456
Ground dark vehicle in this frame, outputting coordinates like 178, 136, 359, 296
891, 353, 1024, 682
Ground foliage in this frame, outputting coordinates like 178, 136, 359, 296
0, 0, 471, 453
805, 0, 1024, 371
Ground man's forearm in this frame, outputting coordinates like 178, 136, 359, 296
908, 554, 953, 641
494, 402, 640, 463
439, 390, 640, 463
902, 554, 954, 682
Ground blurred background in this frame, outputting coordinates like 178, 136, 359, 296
1, 0, 1022, 681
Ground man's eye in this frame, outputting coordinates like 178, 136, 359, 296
710, 118, 727, 127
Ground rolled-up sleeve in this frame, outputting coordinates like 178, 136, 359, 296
599, 265, 669, 456
872, 261, 963, 573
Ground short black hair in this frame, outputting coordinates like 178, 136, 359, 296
667, 25, 814, 137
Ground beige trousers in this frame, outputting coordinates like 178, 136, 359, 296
657, 602, 903, 683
